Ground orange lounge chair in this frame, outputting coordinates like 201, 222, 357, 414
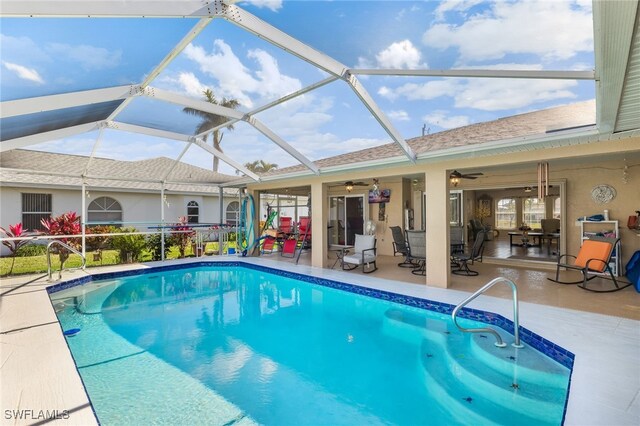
548, 237, 630, 292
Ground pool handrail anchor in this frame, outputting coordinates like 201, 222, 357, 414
47, 240, 87, 281
452, 277, 524, 348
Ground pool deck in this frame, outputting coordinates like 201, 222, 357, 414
1, 257, 638, 425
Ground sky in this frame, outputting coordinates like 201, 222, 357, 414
0, 0, 596, 176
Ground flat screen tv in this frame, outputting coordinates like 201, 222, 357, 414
369, 189, 390, 203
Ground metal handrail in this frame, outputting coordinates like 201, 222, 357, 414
451, 277, 524, 348
47, 240, 86, 281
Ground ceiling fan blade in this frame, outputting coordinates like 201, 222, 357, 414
463, 172, 483, 176
461, 175, 478, 179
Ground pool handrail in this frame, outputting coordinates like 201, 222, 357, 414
47, 240, 86, 281
451, 277, 524, 348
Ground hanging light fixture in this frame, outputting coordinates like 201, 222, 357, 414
537, 162, 549, 199
345, 182, 354, 193
524, 186, 532, 193
450, 175, 461, 187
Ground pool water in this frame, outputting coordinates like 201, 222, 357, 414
51, 265, 571, 425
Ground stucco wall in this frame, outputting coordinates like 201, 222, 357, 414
0, 186, 233, 256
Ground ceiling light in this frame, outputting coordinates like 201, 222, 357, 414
524, 186, 532, 193
345, 183, 354, 192
450, 176, 460, 187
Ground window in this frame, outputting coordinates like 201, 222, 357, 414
22, 193, 52, 231
495, 198, 516, 229
523, 197, 545, 228
449, 191, 462, 226
87, 197, 122, 223
553, 197, 561, 219
187, 201, 199, 224
226, 201, 239, 226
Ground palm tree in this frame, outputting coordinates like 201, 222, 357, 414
241, 160, 279, 174
183, 89, 240, 172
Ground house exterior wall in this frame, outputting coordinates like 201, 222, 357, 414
0, 185, 234, 255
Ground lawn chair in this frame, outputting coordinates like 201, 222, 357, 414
548, 237, 631, 292
452, 230, 486, 276
342, 234, 377, 273
391, 226, 414, 267
405, 230, 426, 275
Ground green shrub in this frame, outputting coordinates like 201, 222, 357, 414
86, 225, 118, 251
14, 243, 48, 257
111, 228, 146, 263
146, 233, 171, 261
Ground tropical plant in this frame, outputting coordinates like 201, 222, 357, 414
40, 212, 81, 270
0, 223, 35, 275
111, 228, 146, 263
241, 159, 279, 174
146, 233, 171, 261
85, 225, 117, 251
183, 89, 240, 172
170, 216, 195, 258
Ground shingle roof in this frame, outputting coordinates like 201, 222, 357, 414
266, 100, 596, 176
0, 149, 243, 193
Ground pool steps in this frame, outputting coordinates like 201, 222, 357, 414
383, 308, 567, 425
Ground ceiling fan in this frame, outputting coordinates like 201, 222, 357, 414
449, 170, 483, 186
331, 180, 369, 192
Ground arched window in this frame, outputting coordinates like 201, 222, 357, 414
495, 198, 516, 229
87, 196, 122, 223
226, 201, 240, 225
187, 201, 199, 224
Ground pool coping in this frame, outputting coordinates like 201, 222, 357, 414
47, 260, 575, 424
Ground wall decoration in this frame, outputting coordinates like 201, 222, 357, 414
591, 184, 616, 204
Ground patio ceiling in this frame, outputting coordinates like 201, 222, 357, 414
1, 1, 639, 186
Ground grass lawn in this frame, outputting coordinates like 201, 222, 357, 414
0, 242, 237, 277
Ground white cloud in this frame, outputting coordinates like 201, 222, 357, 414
182, 40, 302, 108
423, 1, 593, 62
242, 0, 283, 12
378, 71, 578, 111
2, 61, 44, 84
433, 0, 483, 21
177, 72, 208, 98
423, 111, 470, 130
45, 42, 122, 71
375, 40, 427, 69
388, 110, 410, 121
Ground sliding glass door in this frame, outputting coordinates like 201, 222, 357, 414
329, 195, 365, 246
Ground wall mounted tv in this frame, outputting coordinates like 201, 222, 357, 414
369, 189, 391, 203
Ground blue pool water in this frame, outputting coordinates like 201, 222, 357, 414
51, 264, 572, 425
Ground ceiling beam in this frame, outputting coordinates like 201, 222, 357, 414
0, 0, 214, 17
146, 86, 320, 174
0, 85, 139, 119
344, 72, 417, 163
0, 122, 99, 152
106, 121, 260, 181
350, 69, 596, 80
196, 75, 339, 138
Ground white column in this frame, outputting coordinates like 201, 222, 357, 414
218, 186, 224, 224
161, 185, 165, 261
425, 168, 450, 288
81, 181, 86, 267
310, 182, 327, 268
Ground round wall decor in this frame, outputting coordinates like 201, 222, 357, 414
591, 184, 616, 204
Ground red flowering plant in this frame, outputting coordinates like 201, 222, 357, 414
41, 212, 81, 269
0, 222, 35, 275
170, 216, 195, 258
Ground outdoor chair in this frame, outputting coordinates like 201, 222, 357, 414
547, 237, 631, 292
452, 230, 486, 276
342, 234, 377, 273
391, 226, 414, 267
297, 216, 311, 249
405, 230, 426, 276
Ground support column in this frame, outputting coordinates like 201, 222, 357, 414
310, 182, 327, 268
218, 186, 224, 224
160, 185, 165, 261
425, 168, 450, 288
81, 181, 86, 268
246, 188, 261, 257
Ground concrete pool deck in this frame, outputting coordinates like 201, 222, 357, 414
1, 257, 638, 425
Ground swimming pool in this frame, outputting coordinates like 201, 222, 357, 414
49, 262, 573, 425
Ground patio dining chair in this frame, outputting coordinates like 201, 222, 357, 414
342, 234, 377, 273
452, 230, 486, 276
405, 230, 426, 276
391, 226, 414, 267
547, 237, 631, 292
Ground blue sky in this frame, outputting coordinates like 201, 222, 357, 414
1, 0, 595, 175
